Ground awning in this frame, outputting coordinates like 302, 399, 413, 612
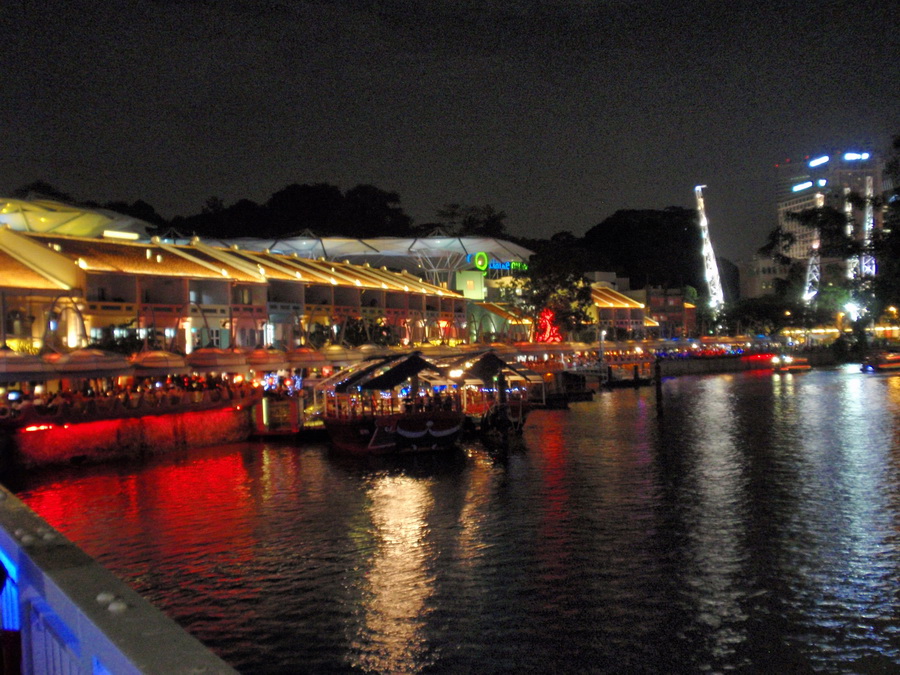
473, 302, 531, 324
591, 286, 644, 308
334, 352, 444, 392
131, 350, 190, 377
246, 348, 288, 372
45, 348, 134, 379
186, 348, 250, 374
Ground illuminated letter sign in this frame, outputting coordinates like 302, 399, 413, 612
466, 252, 528, 276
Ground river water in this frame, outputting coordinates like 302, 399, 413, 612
8, 365, 900, 673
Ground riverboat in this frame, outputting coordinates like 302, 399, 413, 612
317, 352, 465, 455
772, 354, 812, 373
861, 351, 900, 372
446, 350, 542, 446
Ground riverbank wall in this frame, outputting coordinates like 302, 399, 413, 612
5, 405, 253, 469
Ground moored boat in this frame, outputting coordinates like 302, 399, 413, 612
861, 351, 900, 372
772, 354, 812, 372
318, 352, 465, 455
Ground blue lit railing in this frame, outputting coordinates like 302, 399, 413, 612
0, 486, 237, 674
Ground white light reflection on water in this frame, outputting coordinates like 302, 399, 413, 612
784, 368, 900, 667
347, 474, 435, 673
675, 374, 750, 667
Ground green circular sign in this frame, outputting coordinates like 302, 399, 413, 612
473, 251, 490, 271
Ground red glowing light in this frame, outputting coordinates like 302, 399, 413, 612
535, 309, 563, 343
23, 424, 55, 432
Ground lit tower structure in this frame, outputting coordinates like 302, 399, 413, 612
694, 185, 725, 315
775, 149, 883, 305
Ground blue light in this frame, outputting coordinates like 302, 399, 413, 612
792, 181, 813, 192
817, 179, 827, 187
843, 152, 870, 161
808, 155, 829, 167
0, 548, 18, 583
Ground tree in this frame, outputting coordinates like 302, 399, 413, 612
341, 185, 413, 238
499, 238, 594, 340
582, 207, 706, 290
266, 183, 344, 235
436, 204, 508, 238
869, 134, 900, 321
13, 180, 74, 202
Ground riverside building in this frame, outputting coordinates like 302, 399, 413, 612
0, 226, 467, 353
774, 148, 885, 263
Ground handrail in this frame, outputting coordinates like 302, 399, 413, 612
0, 485, 237, 674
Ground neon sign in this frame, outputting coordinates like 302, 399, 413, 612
466, 252, 529, 275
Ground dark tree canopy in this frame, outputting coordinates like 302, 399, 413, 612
582, 207, 706, 290
171, 182, 415, 239
436, 204, 508, 238
266, 183, 344, 235
342, 185, 412, 238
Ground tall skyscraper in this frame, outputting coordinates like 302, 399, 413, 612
774, 149, 884, 263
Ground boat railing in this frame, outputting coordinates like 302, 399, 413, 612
324, 391, 461, 421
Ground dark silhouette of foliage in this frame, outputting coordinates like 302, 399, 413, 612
266, 183, 345, 235
13, 180, 74, 202
436, 204, 508, 237
500, 234, 594, 338
582, 207, 705, 290
342, 185, 412, 238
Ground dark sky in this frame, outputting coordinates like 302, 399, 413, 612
3, 0, 898, 261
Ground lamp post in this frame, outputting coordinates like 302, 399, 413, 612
599, 328, 607, 365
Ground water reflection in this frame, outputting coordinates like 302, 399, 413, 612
677, 376, 749, 668
348, 475, 435, 673
10, 369, 900, 672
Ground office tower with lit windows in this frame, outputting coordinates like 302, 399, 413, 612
774, 149, 884, 262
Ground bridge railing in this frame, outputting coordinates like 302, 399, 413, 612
0, 486, 237, 674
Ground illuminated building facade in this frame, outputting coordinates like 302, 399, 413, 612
774, 149, 885, 262
0, 228, 467, 352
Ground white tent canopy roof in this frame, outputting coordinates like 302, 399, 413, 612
0, 198, 152, 238
199, 235, 533, 266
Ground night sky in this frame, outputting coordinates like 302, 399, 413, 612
4, 0, 898, 261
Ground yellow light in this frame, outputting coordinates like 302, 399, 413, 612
102, 230, 140, 240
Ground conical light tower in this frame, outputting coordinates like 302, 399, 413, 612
694, 186, 725, 315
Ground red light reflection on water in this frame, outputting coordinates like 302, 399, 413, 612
20, 449, 257, 574
531, 412, 573, 577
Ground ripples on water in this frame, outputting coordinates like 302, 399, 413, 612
10, 367, 900, 673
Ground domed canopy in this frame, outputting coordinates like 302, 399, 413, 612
322, 344, 363, 366
0, 347, 58, 383
246, 348, 288, 372
44, 348, 134, 378
131, 350, 189, 377
286, 347, 330, 369
186, 348, 250, 374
